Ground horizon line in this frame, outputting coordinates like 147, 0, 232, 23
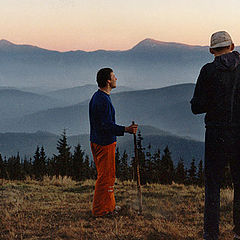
0, 38, 211, 53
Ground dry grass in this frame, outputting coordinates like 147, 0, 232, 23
0, 177, 235, 240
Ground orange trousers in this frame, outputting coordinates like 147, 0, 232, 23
90, 142, 116, 216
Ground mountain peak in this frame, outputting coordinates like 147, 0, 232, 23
0, 39, 15, 47
139, 38, 166, 45
0, 39, 59, 53
132, 38, 202, 51
132, 38, 163, 49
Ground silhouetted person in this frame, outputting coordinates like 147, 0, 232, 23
191, 31, 240, 240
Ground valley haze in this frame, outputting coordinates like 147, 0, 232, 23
1, 38, 236, 166
1, 38, 239, 89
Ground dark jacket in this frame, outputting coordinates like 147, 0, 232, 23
89, 89, 125, 145
190, 51, 240, 127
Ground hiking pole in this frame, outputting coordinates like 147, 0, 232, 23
132, 121, 142, 214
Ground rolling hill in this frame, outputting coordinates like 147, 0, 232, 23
44, 84, 134, 106
0, 89, 66, 119
0, 83, 205, 141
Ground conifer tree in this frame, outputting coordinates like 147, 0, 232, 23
115, 147, 121, 179
72, 144, 85, 181
137, 131, 147, 185
23, 155, 32, 179
174, 157, 186, 184
7, 153, 22, 180
55, 129, 72, 177
29, 157, 33, 173
197, 159, 204, 187
130, 157, 135, 181
3, 156, 9, 180
33, 146, 41, 180
145, 144, 153, 183
17, 152, 24, 180
188, 158, 197, 185
83, 155, 91, 180
119, 150, 129, 181
0, 153, 6, 179
39, 146, 47, 178
33, 146, 47, 180
160, 146, 174, 184
46, 156, 56, 177
152, 149, 161, 183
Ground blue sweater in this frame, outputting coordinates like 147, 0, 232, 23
89, 89, 125, 145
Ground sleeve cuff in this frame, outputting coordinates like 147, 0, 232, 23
115, 125, 125, 136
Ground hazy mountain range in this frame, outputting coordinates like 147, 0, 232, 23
1, 38, 239, 89
0, 84, 134, 120
1, 38, 223, 164
0, 83, 205, 141
0, 126, 204, 168
0, 88, 65, 119
44, 84, 134, 106
0, 83, 205, 165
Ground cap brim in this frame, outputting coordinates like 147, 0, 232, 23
210, 40, 233, 49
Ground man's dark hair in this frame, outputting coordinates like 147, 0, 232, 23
96, 68, 113, 88
212, 45, 230, 52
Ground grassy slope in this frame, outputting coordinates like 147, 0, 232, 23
0, 178, 234, 240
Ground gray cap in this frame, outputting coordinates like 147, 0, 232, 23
210, 31, 233, 49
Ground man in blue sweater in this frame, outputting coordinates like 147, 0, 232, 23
89, 68, 138, 217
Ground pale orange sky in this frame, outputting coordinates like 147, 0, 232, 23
1, 0, 240, 52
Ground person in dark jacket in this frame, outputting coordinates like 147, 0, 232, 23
89, 68, 138, 217
191, 31, 240, 240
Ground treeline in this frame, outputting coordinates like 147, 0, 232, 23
116, 132, 232, 188
0, 130, 96, 181
0, 131, 233, 188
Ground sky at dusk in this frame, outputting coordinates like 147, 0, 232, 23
1, 0, 240, 52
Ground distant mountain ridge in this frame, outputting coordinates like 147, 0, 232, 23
44, 84, 134, 106
132, 38, 206, 51
0, 88, 66, 119
0, 38, 208, 52
0, 83, 205, 141
0, 39, 58, 53
1, 38, 239, 89
0, 39, 15, 47
0, 84, 136, 121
